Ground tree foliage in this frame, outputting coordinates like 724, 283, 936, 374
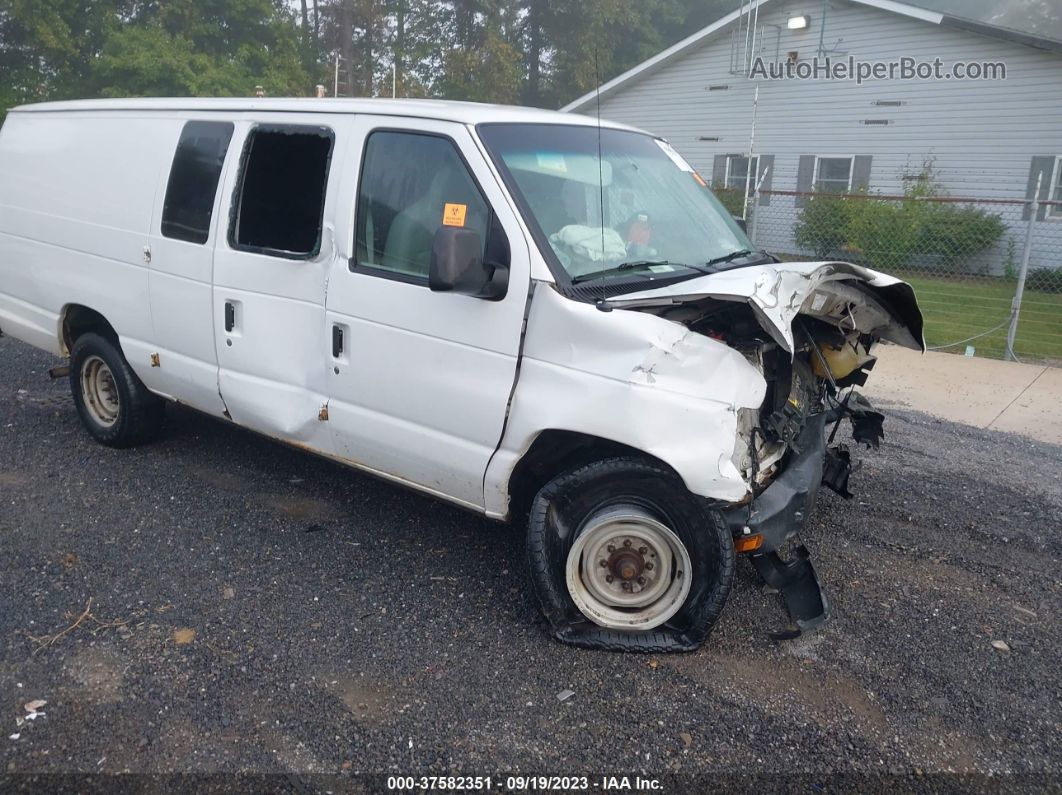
0, 0, 738, 121
0, 0, 314, 118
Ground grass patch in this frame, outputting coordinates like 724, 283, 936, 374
903, 274, 1062, 362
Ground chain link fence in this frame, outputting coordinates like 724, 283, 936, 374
715, 185, 1062, 365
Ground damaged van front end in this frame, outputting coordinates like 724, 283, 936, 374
498, 260, 923, 648
479, 121, 922, 650
612, 260, 923, 637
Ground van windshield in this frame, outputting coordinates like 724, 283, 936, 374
477, 123, 754, 284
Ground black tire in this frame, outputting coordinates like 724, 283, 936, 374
527, 456, 735, 652
69, 332, 165, 447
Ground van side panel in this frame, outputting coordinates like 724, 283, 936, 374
0, 112, 170, 358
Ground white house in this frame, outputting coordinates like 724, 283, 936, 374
563, 0, 1062, 270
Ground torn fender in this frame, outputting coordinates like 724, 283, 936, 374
609, 261, 925, 354
484, 285, 768, 517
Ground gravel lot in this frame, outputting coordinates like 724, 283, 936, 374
1, 335, 1060, 788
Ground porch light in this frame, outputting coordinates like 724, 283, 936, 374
788, 15, 810, 30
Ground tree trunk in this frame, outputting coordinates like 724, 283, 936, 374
339, 2, 354, 97
526, 0, 542, 105
395, 0, 405, 97
364, 0, 376, 96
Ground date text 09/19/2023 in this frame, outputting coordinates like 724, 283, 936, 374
386, 775, 664, 791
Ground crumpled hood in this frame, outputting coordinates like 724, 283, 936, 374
608, 261, 925, 354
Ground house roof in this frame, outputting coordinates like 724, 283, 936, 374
561, 0, 1062, 113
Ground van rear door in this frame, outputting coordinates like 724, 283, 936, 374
324, 117, 531, 509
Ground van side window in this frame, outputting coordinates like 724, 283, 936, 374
355, 131, 490, 280
161, 121, 235, 244
231, 126, 334, 258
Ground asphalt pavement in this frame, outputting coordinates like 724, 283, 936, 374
1, 335, 1060, 790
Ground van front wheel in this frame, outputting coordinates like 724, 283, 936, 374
527, 457, 735, 652
69, 333, 164, 447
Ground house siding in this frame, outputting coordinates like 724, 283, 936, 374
572, 0, 1062, 270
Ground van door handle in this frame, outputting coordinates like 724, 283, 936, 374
332, 324, 344, 358
224, 302, 235, 333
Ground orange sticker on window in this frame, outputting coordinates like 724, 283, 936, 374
692, 172, 708, 187
442, 203, 467, 227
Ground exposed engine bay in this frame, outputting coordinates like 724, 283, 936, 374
611, 265, 924, 638
644, 288, 888, 494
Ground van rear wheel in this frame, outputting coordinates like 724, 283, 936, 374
69, 333, 164, 447
527, 457, 735, 652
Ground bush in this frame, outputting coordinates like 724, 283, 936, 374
711, 185, 745, 217
846, 198, 922, 270
793, 195, 853, 259
917, 203, 1007, 269
1027, 267, 1062, 294
792, 162, 1008, 272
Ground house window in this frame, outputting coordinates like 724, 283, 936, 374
231, 125, 334, 258
354, 131, 491, 280
814, 156, 854, 194
1052, 157, 1062, 218
725, 155, 759, 192
161, 121, 234, 244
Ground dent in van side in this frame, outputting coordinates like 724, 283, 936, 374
484, 284, 766, 518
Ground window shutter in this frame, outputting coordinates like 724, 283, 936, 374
852, 155, 873, 193
756, 155, 775, 206
1024, 156, 1055, 221
795, 155, 816, 207
712, 155, 727, 187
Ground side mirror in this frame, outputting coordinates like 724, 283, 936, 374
429, 221, 509, 301
733, 216, 748, 233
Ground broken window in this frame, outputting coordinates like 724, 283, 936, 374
231, 125, 334, 258
161, 121, 234, 244
354, 131, 490, 280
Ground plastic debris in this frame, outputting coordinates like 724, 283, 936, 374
556, 689, 575, 702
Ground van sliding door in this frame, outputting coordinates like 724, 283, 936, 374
211, 117, 346, 450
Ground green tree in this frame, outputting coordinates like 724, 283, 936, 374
92, 0, 313, 97
0, 0, 313, 122
435, 0, 521, 103
0, 0, 127, 115
542, 0, 693, 108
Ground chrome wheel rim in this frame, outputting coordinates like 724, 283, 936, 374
566, 507, 692, 631
80, 355, 120, 427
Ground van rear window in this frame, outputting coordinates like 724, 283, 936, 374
161, 121, 235, 244
231, 126, 334, 258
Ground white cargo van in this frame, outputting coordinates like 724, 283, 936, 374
0, 98, 922, 650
